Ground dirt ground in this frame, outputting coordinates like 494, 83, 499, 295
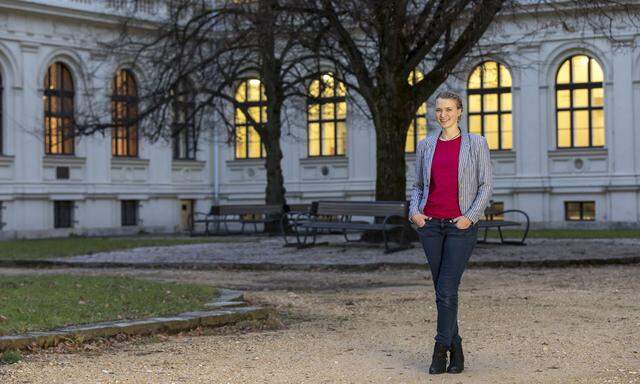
0, 265, 639, 384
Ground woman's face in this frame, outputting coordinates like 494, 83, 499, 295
435, 98, 462, 130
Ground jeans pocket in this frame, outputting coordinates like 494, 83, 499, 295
454, 222, 477, 233
462, 223, 479, 234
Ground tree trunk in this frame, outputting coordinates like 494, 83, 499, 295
373, 99, 413, 202
264, 113, 286, 207
361, 98, 413, 242
262, 102, 287, 233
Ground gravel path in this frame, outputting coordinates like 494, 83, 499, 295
50, 236, 640, 268
1, 265, 638, 383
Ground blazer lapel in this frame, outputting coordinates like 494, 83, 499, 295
458, 131, 471, 185
424, 128, 440, 184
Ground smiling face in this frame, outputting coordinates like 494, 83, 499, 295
435, 97, 462, 130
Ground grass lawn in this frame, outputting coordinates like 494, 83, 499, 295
0, 275, 217, 335
481, 229, 640, 239
0, 236, 226, 261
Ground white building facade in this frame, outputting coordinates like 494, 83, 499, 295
0, 1, 638, 238
0, 0, 213, 238
217, 9, 640, 229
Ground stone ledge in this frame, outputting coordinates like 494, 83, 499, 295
0, 289, 274, 352
2, 255, 638, 273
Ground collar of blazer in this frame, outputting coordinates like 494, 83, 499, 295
424, 127, 472, 186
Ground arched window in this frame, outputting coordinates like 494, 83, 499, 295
555, 55, 604, 148
235, 78, 266, 159
112, 69, 139, 157
467, 61, 512, 150
44, 62, 75, 155
307, 72, 346, 157
173, 79, 197, 160
405, 69, 427, 153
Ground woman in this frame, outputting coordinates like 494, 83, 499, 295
409, 91, 493, 374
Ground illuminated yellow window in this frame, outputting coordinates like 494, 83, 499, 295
44, 62, 75, 155
112, 69, 139, 157
307, 73, 347, 156
555, 55, 605, 148
467, 61, 512, 150
405, 69, 427, 153
234, 78, 267, 159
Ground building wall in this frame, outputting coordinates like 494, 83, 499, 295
1, 1, 638, 236
0, 1, 213, 238
215, 15, 640, 228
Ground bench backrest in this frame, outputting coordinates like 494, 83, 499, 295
210, 204, 283, 216
314, 201, 407, 218
284, 203, 312, 213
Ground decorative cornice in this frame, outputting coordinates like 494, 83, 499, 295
110, 157, 150, 167
299, 156, 349, 166
43, 155, 86, 166
547, 148, 608, 158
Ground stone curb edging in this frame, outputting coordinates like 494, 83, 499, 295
0, 256, 638, 272
0, 289, 275, 353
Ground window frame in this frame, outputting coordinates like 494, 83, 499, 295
405, 70, 427, 154
121, 200, 139, 226
484, 201, 505, 221
44, 62, 75, 155
172, 80, 198, 160
0, 201, 5, 230
54, 201, 74, 228
564, 201, 596, 221
234, 78, 267, 160
111, 69, 139, 158
306, 72, 347, 157
555, 55, 604, 149
467, 60, 513, 151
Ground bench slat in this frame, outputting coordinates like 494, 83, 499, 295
298, 222, 405, 230
212, 204, 283, 215
315, 201, 407, 217
477, 220, 521, 227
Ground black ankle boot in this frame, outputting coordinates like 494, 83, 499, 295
447, 337, 464, 373
429, 342, 448, 374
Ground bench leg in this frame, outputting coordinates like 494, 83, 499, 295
478, 225, 528, 245
295, 227, 317, 249
281, 217, 294, 246
383, 227, 412, 254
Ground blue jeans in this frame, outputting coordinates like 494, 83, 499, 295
416, 218, 478, 348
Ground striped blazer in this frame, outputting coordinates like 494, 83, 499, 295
409, 128, 493, 224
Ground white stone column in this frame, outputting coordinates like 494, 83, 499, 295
609, 42, 635, 176
516, 45, 545, 178
608, 41, 637, 222
16, 42, 42, 183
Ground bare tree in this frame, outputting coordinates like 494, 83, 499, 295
77, 0, 639, 214
292, 0, 639, 203
77, 0, 319, 225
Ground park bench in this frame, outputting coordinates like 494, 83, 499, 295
190, 204, 285, 235
288, 200, 411, 253
477, 206, 530, 245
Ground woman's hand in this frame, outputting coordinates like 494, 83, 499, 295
453, 216, 472, 230
411, 213, 431, 227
